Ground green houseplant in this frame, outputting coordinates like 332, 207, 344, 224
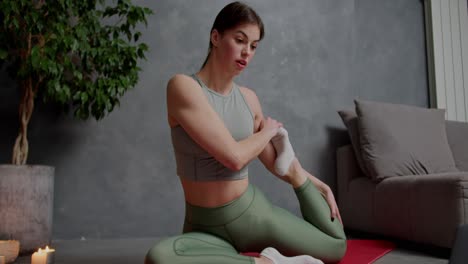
0, 0, 152, 253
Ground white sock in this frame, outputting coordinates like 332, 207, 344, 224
271, 127, 295, 176
260, 247, 324, 264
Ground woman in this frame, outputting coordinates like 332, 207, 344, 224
145, 2, 346, 264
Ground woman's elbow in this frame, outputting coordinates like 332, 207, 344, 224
225, 160, 244, 172
223, 155, 246, 172
217, 147, 245, 171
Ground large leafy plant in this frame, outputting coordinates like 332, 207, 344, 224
0, 0, 152, 165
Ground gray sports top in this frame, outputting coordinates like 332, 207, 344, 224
170, 74, 254, 181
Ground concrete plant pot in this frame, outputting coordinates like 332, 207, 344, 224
0, 240, 20, 263
0, 165, 54, 254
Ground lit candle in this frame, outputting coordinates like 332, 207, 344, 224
31, 246, 55, 264
44, 246, 55, 264
31, 248, 46, 264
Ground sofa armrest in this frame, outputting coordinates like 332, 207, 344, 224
375, 172, 468, 248
337, 145, 363, 197
337, 145, 378, 232
446, 121, 468, 171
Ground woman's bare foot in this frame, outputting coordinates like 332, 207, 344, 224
255, 255, 274, 264
260, 247, 324, 264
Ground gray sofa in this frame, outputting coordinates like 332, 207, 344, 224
337, 100, 468, 249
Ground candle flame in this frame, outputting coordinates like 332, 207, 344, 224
35, 245, 54, 253
44, 245, 55, 252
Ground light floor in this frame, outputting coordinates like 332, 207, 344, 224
11, 237, 449, 264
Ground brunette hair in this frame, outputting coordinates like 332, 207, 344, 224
201, 1, 265, 68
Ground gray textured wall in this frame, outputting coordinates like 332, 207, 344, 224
0, 0, 428, 240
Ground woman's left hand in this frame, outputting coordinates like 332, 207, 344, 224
319, 185, 343, 225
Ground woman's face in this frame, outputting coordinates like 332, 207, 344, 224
213, 23, 260, 75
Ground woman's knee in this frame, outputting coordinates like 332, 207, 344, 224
145, 237, 175, 264
328, 238, 347, 263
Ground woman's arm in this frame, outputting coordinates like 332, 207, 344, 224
238, 86, 288, 179
240, 86, 342, 222
240, 86, 329, 189
245, 88, 330, 187
167, 74, 281, 171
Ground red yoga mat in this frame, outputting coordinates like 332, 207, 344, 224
338, 240, 395, 264
241, 239, 395, 264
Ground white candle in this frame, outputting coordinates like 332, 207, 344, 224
31, 249, 47, 264
0, 255, 5, 264
44, 246, 56, 264
31, 246, 55, 264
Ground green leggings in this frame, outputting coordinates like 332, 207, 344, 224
145, 179, 346, 264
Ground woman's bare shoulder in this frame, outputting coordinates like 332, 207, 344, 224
239, 86, 260, 107
239, 85, 263, 126
168, 74, 197, 89
167, 74, 202, 99
239, 85, 255, 95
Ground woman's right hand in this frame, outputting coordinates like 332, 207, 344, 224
259, 117, 283, 137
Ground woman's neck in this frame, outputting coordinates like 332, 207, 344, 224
197, 58, 235, 95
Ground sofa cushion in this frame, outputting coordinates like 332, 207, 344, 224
355, 99, 458, 181
338, 110, 369, 176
